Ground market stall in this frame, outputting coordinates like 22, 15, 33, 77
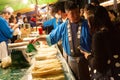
0, 31, 75, 80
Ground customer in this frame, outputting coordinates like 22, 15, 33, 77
16, 12, 23, 25
9, 15, 21, 43
83, 4, 96, 35
23, 17, 29, 23
81, 5, 120, 80
30, 1, 91, 80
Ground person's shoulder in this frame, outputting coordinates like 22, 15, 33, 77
54, 20, 68, 31
49, 17, 56, 21
93, 30, 109, 40
0, 17, 6, 22
96, 29, 108, 35
59, 20, 68, 26
47, 18, 57, 23
0, 16, 4, 20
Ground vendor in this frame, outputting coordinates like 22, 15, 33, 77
0, 7, 17, 60
30, 1, 91, 80
43, 1, 67, 33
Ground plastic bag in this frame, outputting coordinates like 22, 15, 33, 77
26, 43, 37, 53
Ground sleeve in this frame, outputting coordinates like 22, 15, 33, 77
87, 31, 110, 73
46, 35, 52, 46
0, 17, 13, 39
46, 22, 65, 46
80, 20, 92, 52
43, 18, 55, 28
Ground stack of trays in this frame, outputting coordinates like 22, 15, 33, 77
31, 46, 65, 80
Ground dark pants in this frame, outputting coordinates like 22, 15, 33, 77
68, 56, 90, 80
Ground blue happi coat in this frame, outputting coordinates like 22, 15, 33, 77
0, 17, 13, 43
43, 18, 62, 29
46, 19, 91, 55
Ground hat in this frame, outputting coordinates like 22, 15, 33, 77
2, 6, 14, 14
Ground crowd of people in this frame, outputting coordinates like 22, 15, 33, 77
0, 0, 120, 80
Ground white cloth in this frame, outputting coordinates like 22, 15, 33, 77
13, 28, 21, 36
0, 41, 8, 60
9, 23, 21, 36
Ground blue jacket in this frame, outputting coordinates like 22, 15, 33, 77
46, 20, 91, 56
0, 17, 13, 43
43, 18, 62, 29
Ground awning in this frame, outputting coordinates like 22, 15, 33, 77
0, 0, 58, 14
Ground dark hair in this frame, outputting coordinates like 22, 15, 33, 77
84, 4, 96, 13
92, 6, 113, 32
9, 15, 15, 23
27, 16, 31, 22
23, 17, 28, 23
64, 1, 79, 12
84, 4, 96, 34
91, 0, 99, 6
49, 4, 56, 13
108, 10, 117, 18
16, 12, 21, 17
54, 1, 65, 13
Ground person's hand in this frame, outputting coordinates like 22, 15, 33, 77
29, 38, 38, 44
29, 36, 46, 44
12, 24, 19, 30
42, 41, 47, 45
80, 49, 91, 59
14, 24, 19, 28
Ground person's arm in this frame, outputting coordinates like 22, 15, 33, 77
30, 22, 66, 45
0, 17, 13, 39
10, 23, 19, 31
30, 35, 47, 43
46, 22, 65, 46
12, 24, 19, 31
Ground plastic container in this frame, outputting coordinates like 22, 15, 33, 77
38, 27, 43, 35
